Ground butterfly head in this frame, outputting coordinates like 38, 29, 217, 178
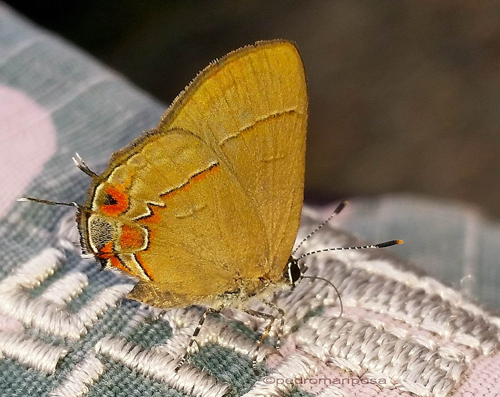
284, 256, 308, 290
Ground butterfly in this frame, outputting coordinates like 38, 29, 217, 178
21, 40, 401, 371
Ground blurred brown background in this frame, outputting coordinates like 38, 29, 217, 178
6, 0, 500, 218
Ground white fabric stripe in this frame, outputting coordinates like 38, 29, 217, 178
327, 305, 476, 363
0, 330, 67, 374
40, 272, 89, 305
46, 75, 116, 113
296, 314, 464, 397
0, 247, 63, 288
242, 353, 319, 397
0, 248, 133, 339
317, 251, 500, 334
49, 354, 104, 397
119, 305, 162, 337
337, 297, 496, 355
95, 335, 231, 397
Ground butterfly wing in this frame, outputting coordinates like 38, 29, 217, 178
157, 40, 308, 280
80, 40, 307, 308
81, 129, 269, 307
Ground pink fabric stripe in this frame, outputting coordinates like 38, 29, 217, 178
453, 353, 500, 397
0, 85, 56, 217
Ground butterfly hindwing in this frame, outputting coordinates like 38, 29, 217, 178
82, 130, 269, 307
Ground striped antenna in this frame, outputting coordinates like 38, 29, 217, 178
292, 200, 348, 255
17, 197, 79, 208
297, 240, 404, 261
17, 197, 96, 216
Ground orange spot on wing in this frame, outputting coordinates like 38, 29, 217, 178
99, 241, 114, 256
109, 256, 132, 275
161, 163, 219, 199
135, 252, 154, 281
163, 182, 192, 198
120, 225, 144, 250
100, 185, 129, 216
138, 205, 162, 225
192, 164, 219, 182
97, 242, 133, 276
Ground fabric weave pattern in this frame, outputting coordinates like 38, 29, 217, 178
0, 3, 499, 396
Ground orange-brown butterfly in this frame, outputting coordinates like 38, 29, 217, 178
21, 40, 401, 370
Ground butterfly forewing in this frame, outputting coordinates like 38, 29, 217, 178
158, 40, 308, 280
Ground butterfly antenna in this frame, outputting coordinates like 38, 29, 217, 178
301, 275, 343, 318
73, 152, 98, 178
297, 239, 404, 261
17, 197, 79, 208
293, 200, 348, 255
17, 197, 96, 217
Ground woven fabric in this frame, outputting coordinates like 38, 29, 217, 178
337, 196, 500, 312
0, 4, 500, 397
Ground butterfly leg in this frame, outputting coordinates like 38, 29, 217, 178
242, 308, 278, 372
262, 299, 285, 351
174, 306, 220, 372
